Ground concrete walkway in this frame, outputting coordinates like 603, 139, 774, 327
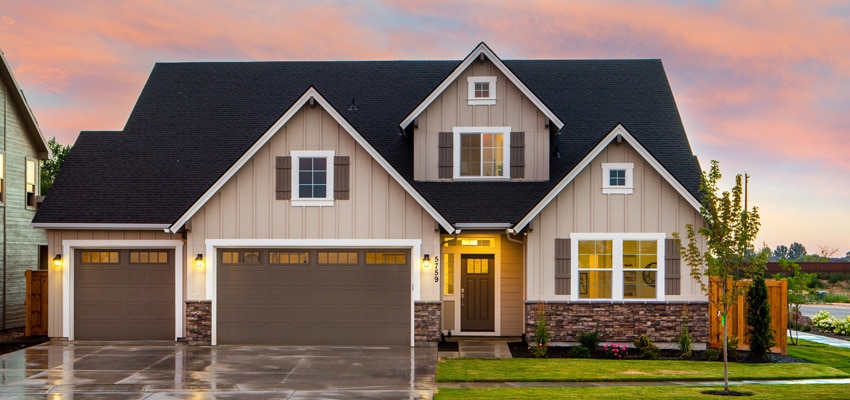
793, 330, 850, 348
438, 338, 513, 359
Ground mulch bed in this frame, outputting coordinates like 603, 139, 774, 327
0, 328, 48, 355
508, 342, 807, 363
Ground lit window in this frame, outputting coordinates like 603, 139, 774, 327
291, 150, 334, 206
467, 76, 497, 105
453, 127, 510, 178
571, 234, 664, 300
365, 252, 407, 265
221, 251, 261, 264
602, 163, 634, 194
317, 251, 358, 265
444, 254, 454, 295
80, 251, 119, 264
270, 251, 309, 265
0, 153, 4, 203
129, 251, 168, 264
26, 159, 37, 207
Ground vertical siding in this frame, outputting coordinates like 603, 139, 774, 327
500, 235, 524, 336
527, 141, 705, 301
413, 59, 549, 181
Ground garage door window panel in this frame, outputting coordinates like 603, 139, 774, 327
221, 250, 261, 264
80, 251, 119, 264
270, 251, 309, 265
317, 251, 358, 265
365, 251, 406, 265
130, 251, 168, 264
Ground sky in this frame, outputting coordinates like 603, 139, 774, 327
1, 0, 848, 256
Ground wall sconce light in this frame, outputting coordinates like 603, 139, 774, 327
53, 254, 62, 269
194, 254, 205, 270
422, 254, 431, 269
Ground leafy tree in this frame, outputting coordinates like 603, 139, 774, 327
746, 275, 774, 361
773, 259, 816, 345
40, 137, 72, 195
788, 242, 807, 261
773, 245, 788, 261
675, 160, 769, 392
817, 245, 838, 260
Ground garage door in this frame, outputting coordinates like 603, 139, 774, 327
74, 249, 175, 340
217, 248, 410, 345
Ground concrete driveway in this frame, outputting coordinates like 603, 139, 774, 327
0, 341, 436, 399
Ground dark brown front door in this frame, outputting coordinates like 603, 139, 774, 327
461, 254, 495, 332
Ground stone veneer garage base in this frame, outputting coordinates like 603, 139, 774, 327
525, 302, 709, 344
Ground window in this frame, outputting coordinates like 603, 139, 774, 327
270, 251, 309, 265
25, 158, 37, 208
453, 127, 510, 179
291, 150, 334, 206
0, 153, 4, 203
571, 234, 664, 300
80, 251, 119, 264
129, 251, 168, 264
317, 251, 358, 265
365, 252, 407, 265
221, 251, 261, 264
602, 163, 634, 194
444, 253, 454, 295
467, 76, 497, 105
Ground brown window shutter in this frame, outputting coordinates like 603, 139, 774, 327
275, 156, 291, 200
510, 131, 525, 179
665, 238, 681, 295
555, 238, 571, 295
438, 131, 453, 179
334, 156, 350, 200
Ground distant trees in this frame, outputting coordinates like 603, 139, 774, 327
40, 137, 72, 195
787, 242, 807, 260
772, 245, 788, 261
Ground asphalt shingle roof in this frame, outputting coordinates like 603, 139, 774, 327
34, 58, 701, 227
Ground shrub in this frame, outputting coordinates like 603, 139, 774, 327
678, 311, 693, 358
578, 329, 603, 351
569, 345, 591, 358
823, 292, 850, 303
601, 344, 627, 359
726, 336, 739, 362
633, 334, 660, 360
702, 348, 721, 361
746, 275, 774, 361
825, 273, 850, 284
807, 279, 828, 289
812, 310, 850, 336
530, 306, 549, 358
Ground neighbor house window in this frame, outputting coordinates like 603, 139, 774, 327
467, 76, 497, 105
602, 163, 634, 194
291, 150, 334, 206
453, 127, 510, 178
25, 158, 37, 208
572, 233, 664, 300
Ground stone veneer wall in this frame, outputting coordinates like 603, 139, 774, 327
185, 300, 212, 345
526, 302, 709, 344
414, 301, 442, 343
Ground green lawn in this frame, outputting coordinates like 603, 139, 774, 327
434, 384, 850, 399
787, 339, 850, 373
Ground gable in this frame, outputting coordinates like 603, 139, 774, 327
0, 51, 50, 158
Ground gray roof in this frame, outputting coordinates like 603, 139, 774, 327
34, 58, 701, 227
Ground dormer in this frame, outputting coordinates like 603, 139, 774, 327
403, 43, 563, 183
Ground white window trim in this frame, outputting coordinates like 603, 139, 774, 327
602, 162, 634, 194
452, 127, 511, 180
467, 76, 497, 106
291, 150, 334, 206
570, 233, 665, 301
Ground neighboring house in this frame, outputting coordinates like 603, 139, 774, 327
33, 43, 708, 346
0, 50, 51, 330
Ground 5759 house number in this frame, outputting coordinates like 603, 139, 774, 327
434, 255, 440, 283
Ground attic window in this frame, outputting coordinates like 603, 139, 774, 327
602, 163, 634, 194
467, 76, 497, 106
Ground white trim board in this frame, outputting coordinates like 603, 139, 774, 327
513, 124, 702, 231
32, 223, 171, 230
59, 240, 185, 341
167, 87, 455, 234
399, 42, 563, 131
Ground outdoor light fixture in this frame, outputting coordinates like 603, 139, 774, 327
194, 254, 205, 270
53, 254, 62, 269
422, 254, 431, 269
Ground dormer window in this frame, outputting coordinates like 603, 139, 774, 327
453, 127, 510, 179
602, 163, 634, 194
467, 76, 497, 106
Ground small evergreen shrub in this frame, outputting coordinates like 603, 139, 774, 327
746, 275, 775, 361
632, 334, 660, 360
678, 307, 693, 358
577, 329, 603, 351
702, 348, 721, 361
530, 304, 549, 358
726, 336, 739, 362
569, 345, 591, 358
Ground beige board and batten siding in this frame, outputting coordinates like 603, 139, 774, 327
185, 104, 441, 300
413, 59, 549, 182
500, 234, 524, 336
45, 230, 182, 338
527, 140, 705, 301
0, 80, 48, 330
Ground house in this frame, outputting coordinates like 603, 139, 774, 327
0, 50, 51, 330
33, 43, 708, 346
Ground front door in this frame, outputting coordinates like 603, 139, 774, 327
460, 254, 495, 332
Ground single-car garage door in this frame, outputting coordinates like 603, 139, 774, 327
74, 249, 175, 340
217, 248, 410, 345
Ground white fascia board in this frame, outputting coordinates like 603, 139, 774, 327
168, 87, 454, 234
31, 223, 170, 230
399, 42, 563, 131
513, 124, 702, 231
0, 51, 51, 158
453, 223, 513, 229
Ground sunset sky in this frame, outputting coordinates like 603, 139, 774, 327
1, 1, 848, 256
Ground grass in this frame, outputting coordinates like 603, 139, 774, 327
434, 384, 850, 399
787, 339, 850, 373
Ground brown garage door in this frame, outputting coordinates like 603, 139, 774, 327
217, 248, 410, 345
74, 249, 175, 340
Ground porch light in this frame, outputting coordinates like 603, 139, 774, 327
53, 254, 62, 269
194, 254, 205, 270
422, 254, 431, 269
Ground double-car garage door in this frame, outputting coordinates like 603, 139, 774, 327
216, 248, 411, 345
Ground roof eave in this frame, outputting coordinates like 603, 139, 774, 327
0, 50, 52, 158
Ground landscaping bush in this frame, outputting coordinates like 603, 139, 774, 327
601, 344, 627, 359
746, 275, 775, 361
726, 336, 739, 362
530, 306, 549, 358
678, 314, 693, 358
577, 329, 603, 351
569, 345, 591, 358
701, 348, 721, 361
807, 279, 828, 289
633, 334, 660, 360
812, 310, 850, 335
825, 273, 850, 284
822, 292, 850, 303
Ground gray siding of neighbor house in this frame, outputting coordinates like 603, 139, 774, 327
0, 77, 48, 329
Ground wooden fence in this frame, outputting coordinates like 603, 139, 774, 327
766, 262, 850, 275
25, 270, 48, 336
708, 278, 787, 355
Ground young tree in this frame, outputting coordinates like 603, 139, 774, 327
40, 137, 73, 195
746, 275, 774, 361
675, 160, 769, 392
773, 259, 816, 345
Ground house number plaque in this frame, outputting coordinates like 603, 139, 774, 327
434, 255, 440, 283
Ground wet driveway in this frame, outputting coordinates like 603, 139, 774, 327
0, 341, 436, 399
